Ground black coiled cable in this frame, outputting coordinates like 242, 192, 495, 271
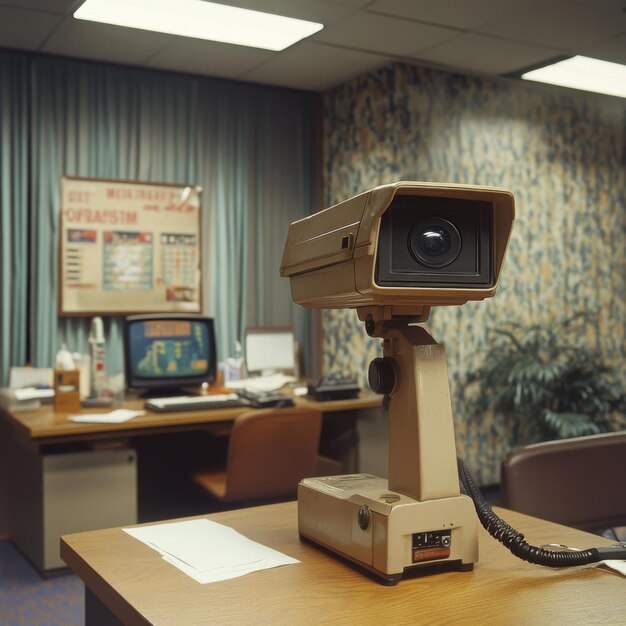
457, 458, 600, 568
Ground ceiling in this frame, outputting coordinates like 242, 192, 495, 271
1, 0, 625, 92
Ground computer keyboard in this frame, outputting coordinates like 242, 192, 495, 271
145, 394, 246, 413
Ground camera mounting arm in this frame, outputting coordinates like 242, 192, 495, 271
359, 306, 461, 502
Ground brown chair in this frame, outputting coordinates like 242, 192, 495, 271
500, 431, 626, 538
193, 407, 323, 504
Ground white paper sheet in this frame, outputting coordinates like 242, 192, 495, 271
602, 560, 626, 577
225, 373, 296, 392
13, 387, 55, 401
123, 518, 298, 584
68, 409, 144, 423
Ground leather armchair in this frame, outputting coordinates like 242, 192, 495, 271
500, 431, 626, 539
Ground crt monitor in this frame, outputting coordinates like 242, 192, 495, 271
244, 326, 296, 376
124, 314, 217, 395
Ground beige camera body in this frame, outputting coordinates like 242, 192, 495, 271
280, 181, 514, 313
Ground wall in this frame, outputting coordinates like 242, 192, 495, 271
322, 62, 626, 484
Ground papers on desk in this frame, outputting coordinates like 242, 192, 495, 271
602, 560, 626, 577
0, 386, 55, 412
123, 518, 299, 584
225, 373, 296, 392
13, 387, 55, 401
68, 409, 145, 423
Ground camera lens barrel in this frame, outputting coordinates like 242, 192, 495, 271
408, 217, 461, 268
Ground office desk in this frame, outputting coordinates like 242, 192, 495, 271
61, 501, 625, 626
3, 391, 381, 445
1, 391, 381, 572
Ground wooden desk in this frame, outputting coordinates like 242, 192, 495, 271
1, 392, 381, 572
3, 391, 381, 445
61, 501, 625, 626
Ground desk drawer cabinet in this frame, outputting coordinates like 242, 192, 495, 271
9, 447, 137, 571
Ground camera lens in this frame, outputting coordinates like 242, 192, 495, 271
408, 218, 461, 268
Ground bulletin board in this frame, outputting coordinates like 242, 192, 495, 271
59, 176, 202, 316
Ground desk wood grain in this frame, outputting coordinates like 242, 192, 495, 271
61, 502, 625, 626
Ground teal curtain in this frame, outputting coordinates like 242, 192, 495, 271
0, 53, 29, 385
0, 52, 318, 385
29, 59, 202, 376
200, 83, 319, 361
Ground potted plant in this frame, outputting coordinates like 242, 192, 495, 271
466, 314, 625, 444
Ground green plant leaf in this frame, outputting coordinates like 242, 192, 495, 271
464, 312, 625, 445
542, 410, 602, 439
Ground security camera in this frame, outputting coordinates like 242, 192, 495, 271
280, 181, 515, 311
282, 181, 516, 583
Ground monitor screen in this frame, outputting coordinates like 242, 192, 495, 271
245, 327, 296, 375
124, 314, 217, 395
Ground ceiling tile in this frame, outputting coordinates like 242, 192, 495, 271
416, 33, 560, 75
42, 16, 173, 65
240, 41, 391, 91
327, 0, 373, 6
0, 0, 80, 14
367, 0, 536, 30
1, 0, 625, 90
211, 0, 355, 24
583, 33, 626, 66
478, 0, 626, 52
146, 38, 273, 78
313, 11, 458, 57
0, 5, 62, 50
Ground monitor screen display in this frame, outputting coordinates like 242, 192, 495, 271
245, 327, 296, 375
124, 314, 216, 394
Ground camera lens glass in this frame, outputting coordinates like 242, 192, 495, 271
408, 217, 461, 268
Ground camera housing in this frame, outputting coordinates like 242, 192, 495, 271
280, 181, 515, 309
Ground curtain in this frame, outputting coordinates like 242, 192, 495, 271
0, 52, 29, 385
0, 51, 318, 385
200, 83, 319, 362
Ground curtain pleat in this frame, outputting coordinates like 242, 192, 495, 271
0, 52, 318, 384
0, 53, 29, 384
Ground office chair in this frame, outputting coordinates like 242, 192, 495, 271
192, 407, 323, 504
500, 431, 626, 540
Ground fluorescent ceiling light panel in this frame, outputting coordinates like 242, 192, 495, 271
522, 55, 626, 99
74, 0, 323, 51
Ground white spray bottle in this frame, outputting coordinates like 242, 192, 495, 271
85, 316, 110, 405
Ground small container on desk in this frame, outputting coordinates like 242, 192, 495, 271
54, 369, 81, 413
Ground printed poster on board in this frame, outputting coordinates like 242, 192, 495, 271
59, 177, 202, 315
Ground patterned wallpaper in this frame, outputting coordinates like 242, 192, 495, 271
322, 62, 626, 484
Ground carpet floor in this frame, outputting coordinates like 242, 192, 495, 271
0, 541, 83, 626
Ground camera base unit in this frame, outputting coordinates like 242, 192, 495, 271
298, 475, 477, 584
298, 319, 481, 583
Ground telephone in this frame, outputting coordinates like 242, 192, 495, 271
307, 373, 360, 401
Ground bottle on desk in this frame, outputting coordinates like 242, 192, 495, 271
82, 316, 114, 407
223, 341, 246, 383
